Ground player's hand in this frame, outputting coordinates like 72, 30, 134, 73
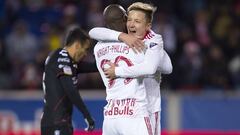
104, 62, 116, 79
84, 117, 95, 132
119, 33, 145, 53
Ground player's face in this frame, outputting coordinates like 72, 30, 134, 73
127, 10, 151, 39
74, 40, 90, 62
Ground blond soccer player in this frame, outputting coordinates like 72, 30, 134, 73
89, 2, 172, 135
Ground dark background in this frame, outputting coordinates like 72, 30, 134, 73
0, 0, 239, 91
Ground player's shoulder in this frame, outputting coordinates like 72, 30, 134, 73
145, 30, 162, 41
55, 49, 74, 75
57, 49, 71, 63
144, 31, 163, 49
94, 41, 105, 53
49, 48, 71, 67
45, 49, 61, 66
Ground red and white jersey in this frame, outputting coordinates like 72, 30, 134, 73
143, 30, 163, 113
144, 72, 162, 113
115, 30, 172, 113
94, 41, 149, 118
90, 28, 172, 115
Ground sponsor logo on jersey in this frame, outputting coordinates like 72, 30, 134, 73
149, 42, 158, 48
63, 66, 72, 75
104, 98, 136, 116
57, 58, 70, 63
58, 64, 64, 69
59, 50, 68, 57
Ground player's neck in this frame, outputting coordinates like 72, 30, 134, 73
64, 46, 75, 60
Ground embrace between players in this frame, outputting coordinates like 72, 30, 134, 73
91, 2, 172, 135
41, 2, 172, 135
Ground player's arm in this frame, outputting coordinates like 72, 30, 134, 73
158, 51, 173, 74
89, 27, 121, 41
77, 61, 98, 73
59, 73, 91, 118
59, 74, 95, 131
108, 50, 173, 77
89, 27, 144, 53
105, 35, 164, 78
56, 60, 95, 131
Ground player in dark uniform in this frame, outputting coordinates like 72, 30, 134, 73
41, 27, 95, 135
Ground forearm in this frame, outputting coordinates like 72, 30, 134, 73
115, 48, 164, 78
60, 76, 91, 118
89, 27, 121, 41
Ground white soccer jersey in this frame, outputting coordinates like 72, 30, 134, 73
143, 30, 165, 113
90, 28, 172, 135
90, 28, 172, 113
114, 30, 165, 113
94, 41, 149, 119
117, 30, 172, 135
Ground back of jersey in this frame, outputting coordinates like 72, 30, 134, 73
94, 41, 148, 118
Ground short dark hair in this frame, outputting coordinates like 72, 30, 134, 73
103, 4, 127, 32
64, 27, 90, 47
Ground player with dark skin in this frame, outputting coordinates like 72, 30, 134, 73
101, 4, 145, 53
94, 5, 153, 135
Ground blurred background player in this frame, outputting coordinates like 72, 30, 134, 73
41, 27, 95, 135
89, 2, 172, 135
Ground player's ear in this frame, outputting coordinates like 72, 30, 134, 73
146, 23, 151, 31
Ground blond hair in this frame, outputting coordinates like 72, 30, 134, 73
127, 2, 157, 23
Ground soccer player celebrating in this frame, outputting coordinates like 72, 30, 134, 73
93, 5, 153, 135
89, 2, 172, 135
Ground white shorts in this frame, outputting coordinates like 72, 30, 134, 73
102, 116, 153, 135
150, 111, 161, 135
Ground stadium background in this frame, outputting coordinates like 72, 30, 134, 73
0, 0, 240, 134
